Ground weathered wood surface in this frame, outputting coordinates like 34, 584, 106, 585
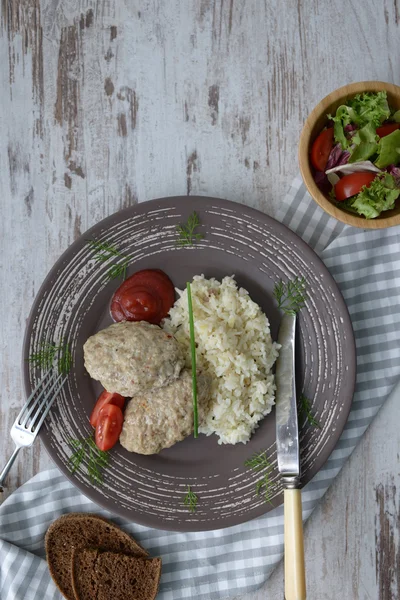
0, 1, 399, 598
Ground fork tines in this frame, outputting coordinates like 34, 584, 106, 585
16, 369, 66, 432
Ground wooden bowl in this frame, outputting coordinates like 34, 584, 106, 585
299, 81, 400, 229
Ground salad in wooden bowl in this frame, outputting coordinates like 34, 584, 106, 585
299, 81, 400, 228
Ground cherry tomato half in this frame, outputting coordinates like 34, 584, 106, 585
376, 123, 400, 138
90, 391, 125, 428
95, 404, 124, 451
335, 172, 377, 202
310, 128, 335, 171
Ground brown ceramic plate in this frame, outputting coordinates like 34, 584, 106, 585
23, 196, 356, 532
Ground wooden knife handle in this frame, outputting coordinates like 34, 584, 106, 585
284, 488, 306, 600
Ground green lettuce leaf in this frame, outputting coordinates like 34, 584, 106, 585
343, 173, 400, 218
331, 118, 349, 150
348, 142, 379, 163
348, 123, 379, 163
347, 91, 390, 126
329, 91, 390, 149
375, 129, 400, 168
351, 122, 379, 145
392, 109, 400, 123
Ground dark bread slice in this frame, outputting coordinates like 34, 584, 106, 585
72, 548, 162, 600
71, 548, 99, 600
45, 513, 148, 600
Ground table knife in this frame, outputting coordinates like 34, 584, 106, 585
275, 313, 306, 600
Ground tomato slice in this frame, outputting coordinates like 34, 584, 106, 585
310, 128, 335, 171
376, 123, 400, 138
335, 172, 377, 202
95, 404, 124, 451
90, 391, 125, 428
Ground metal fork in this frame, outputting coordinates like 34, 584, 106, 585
0, 369, 67, 492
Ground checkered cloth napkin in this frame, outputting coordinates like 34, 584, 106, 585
1, 178, 400, 599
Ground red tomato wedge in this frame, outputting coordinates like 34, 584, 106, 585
376, 123, 400, 138
90, 391, 125, 428
335, 172, 377, 202
95, 404, 124, 451
310, 128, 335, 171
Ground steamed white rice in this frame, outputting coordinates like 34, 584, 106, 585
162, 275, 280, 445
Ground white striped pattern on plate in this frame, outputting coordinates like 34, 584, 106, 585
1, 178, 399, 599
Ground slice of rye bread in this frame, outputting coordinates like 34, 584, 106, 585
72, 548, 162, 600
45, 513, 148, 600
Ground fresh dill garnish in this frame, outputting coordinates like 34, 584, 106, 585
176, 211, 204, 247
69, 439, 86, 473
245, 449, 270, 471
273, 276, 307, 315
186, 282, 198, 437
68, 435, 110, 485
298, 393, 321, 429
86, 437, 110, 484
58, 345, 72, 375
183, 485, 198, 513
87, 238, 129, 281
28, 340, 72, 375
245, 450, 273, 503
255, 477, 272, 501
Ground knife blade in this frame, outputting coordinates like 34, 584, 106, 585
275, 312, 299, 487
275, 312, 306, 600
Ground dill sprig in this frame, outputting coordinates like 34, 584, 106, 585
183, 485, 198, 513
245, 450, 273, 503
68, 435, 110, 485
176, 211, 204, 247
298, 393, 321, 429
186, 282, 198, 437
69, 439, 86, 472
273, 276, 307, 315
28, 340, 72, 375
87, 238, 129, 281
245, 449, 270, 472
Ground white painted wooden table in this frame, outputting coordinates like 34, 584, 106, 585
1, 1, 399, 598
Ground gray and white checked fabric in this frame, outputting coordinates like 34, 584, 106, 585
1, 178, 400, 599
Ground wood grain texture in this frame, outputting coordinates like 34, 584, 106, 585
0, 0, 399, 598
